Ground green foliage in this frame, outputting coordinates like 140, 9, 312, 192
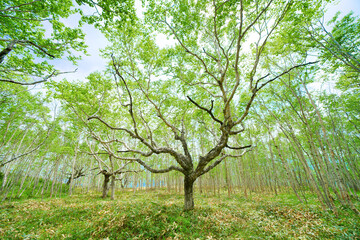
0, 0, 87, 85
0, 83, 53, 167
78, 0, 136, 30
319, 12, 360, 90
58, 0, 332, 177
1, 191, 359, 239
2, 0, 359, 227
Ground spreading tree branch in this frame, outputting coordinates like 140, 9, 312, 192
187, 96, 223, 124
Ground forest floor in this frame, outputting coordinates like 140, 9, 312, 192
0, 189, 359, 239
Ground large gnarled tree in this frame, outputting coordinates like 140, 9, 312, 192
54, 0, 329, 210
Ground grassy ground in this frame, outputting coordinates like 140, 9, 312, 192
0, 189, 359, 239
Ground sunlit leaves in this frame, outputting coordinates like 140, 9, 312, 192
0, 0, 87, 85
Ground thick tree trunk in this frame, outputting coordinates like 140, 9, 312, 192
102, 174, 110, 198
184, 176, 194, 211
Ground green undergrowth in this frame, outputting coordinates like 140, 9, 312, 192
0, 190, 359, 239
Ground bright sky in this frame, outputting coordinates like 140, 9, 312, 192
33, 0, 360, 92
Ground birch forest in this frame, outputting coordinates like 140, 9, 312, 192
1, 0, 360, 239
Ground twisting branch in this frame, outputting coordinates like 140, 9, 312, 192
1, 68, 77, 85
0, 14, 52, 21
248, 0, 292, 90
199, 154, 228, 176
0, 70, 57, 85
187, 96, 223, 124
227, 0, 290, 116
114, 169, 144, 175
113, 55, 181, 136
87, 115, 136, 138
0, 39, 56, 61
127, 70, 181, 136
225, 144, 251, 150
113, 72, 130, 107
0, 0, 41, 12
117, 148, 154, 157
203, 47, 218, 62
85, 152, 109, 155
139, 110, 156, 148
23, 40, 56, 58
234, 61, 318, 126
110, 54, 140, 136
200, 147, 252, 177
255, 61, 319, 92
87, 115, 190, 171
107, 150, 185, 174
229, 123, 245, 135
132, 158, 184, 174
